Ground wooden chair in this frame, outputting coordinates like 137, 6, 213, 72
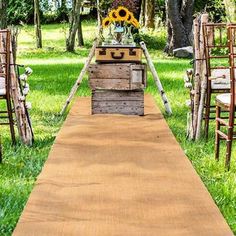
0, 30, 16, 145
202, 23, 234, 138
215, 24, 236, 170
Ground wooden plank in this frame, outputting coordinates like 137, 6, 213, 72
92, 101, 144, 116
92, 90, 144, 101
88, 64, 147, 91
92, 90, 144, 116
13, 96, 233, 236
89, 78, 130, 90
88, 64, 131, 79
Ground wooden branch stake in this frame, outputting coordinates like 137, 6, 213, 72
60, 40, 98, 115
140, 41, 172, 115
185, 13, 209, 140
191, 18, 201, 140
195, 14, 209, 140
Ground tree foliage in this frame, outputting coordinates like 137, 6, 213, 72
7, 0, 34, 24
195, 0, 226, 22
4, 0, 228, 25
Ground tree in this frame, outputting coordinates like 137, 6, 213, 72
66, 0, 82, 52
34, 0, 42, 48
165, 0, 194, 54
140, 0, 146, 26
77, 16, 84, 47
144, 0, 155, 29
224, 0, 236, 22
0, 0, 7, 29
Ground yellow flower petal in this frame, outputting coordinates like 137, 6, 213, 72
109, 10, 118, 22
102, 17, 111, 28
132, 18, 140, 28
126, 12, 134, 24
117, 6, 130, 21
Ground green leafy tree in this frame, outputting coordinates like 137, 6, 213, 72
7, 0, 34, 24
224, 0, 236, 22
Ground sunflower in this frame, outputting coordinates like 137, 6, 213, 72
131, 18, 140, 28
116, 6, 130, 21
126, 12, 134, 24
109, 9, 119, 22
102, 17, 112, 28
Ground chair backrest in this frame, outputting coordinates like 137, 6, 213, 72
228, 25, 236, 109
202, 23, 233, 81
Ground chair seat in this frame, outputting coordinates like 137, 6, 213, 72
216, 93, 236, 108
0, 88, 6, 95
0, 77, 6, 95
211, 79, 230, 90
211, 69, 230, 90
0, 77, 6, 96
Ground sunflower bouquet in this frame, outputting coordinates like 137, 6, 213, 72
101, 6, 140, 46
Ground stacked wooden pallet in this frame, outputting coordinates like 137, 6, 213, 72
88, 47, 147, 116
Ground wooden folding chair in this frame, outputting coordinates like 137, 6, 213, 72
203, 23, 233, 138
0, 30, 16, 145
215, 24, 236, 170
202, 23, 235, 138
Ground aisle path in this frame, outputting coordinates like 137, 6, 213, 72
13, 95, 233, 236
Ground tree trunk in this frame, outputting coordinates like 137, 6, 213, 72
144, 0, 155, 29
165, 0, 194, 54
140, 0, 146, 26
134, 0, 142, 20
224, 0, 236, 22
77, 16, 84, 47
0, 0, 7, 29
66, 0, 81, 52
34, 0, 42, 48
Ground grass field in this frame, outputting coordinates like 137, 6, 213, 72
0, 22, 235, 235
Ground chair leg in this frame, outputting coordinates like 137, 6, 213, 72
215, 105, 221, 161
225, 128, 233, 171
6, 96, 16, 145
204, 90, 211, 139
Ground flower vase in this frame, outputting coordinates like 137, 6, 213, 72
126, 26, 135, 46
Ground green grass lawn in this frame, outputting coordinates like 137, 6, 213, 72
0, 21, 236, 235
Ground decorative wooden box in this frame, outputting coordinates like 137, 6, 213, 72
92, 90, 144, 116
88, 63, 147, 91
95, 47, 142, 63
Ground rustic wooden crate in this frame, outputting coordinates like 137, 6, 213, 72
88, 63, 147, 91
95, 47, 142, 63
92, 90, 144, 116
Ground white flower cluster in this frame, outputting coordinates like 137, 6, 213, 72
19, 67, 33, 110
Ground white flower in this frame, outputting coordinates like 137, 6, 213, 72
24, 83, 30, 89
26, 102, 32, 110
25, 67, 33, 75
19, 96, 25, 101
186, 100, 191, 107
184, 82, 192, 89
19, 74, 28, 81
23, 87, 30, 96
